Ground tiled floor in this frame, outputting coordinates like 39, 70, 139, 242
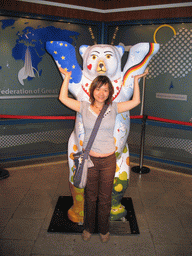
0, 158, 192, 256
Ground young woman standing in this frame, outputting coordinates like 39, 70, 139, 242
59, 67, 148, 243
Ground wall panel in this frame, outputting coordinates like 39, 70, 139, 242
105, 6, 192, 22
0, 15, 101, 116
106, 21, 192, 123
1, 1, 191, 22
41, 0, 192, 10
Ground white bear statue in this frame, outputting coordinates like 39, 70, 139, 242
46, 41, 159, 223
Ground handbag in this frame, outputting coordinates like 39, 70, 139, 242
73, 104, 109, 189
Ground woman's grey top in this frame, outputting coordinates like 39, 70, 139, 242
80, 101, 118, 154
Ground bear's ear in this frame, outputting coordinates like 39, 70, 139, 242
115, 45, 125, 57
79, 45, 89, 57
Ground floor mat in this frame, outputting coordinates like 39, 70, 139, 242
48, 196, 139, 235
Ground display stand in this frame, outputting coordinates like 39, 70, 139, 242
0, 167, 10, 180
48, 196, 140, 235
131, 76, 150, 174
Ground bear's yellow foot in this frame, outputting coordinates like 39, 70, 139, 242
68, 207, 84, 223
110, 204, 127, 221
68, 183, 84, 224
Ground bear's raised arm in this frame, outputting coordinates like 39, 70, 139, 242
46, 41, 82, 98
122, 43, 160, 91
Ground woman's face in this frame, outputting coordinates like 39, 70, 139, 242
93, 83, 109, 104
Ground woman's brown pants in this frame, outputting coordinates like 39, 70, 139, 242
84, 153, 116, 235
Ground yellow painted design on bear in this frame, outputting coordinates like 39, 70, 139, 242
123, 146, 128, 153
116, 164, 120, 173
80, 140, 83, 146
76, 194, 83, 202
74, 186, 83, 193
111, 204, 121, 210
119, 171, 127, 181
70, 153, 74, 160
113, 178, 117, 184
114, 184, 123, 192
73, 144, 78, 152
121, 113, 126, 120
79, 211, 84, 217
126, 157, 130, 166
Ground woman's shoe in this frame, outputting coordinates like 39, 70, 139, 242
82, 230, 91, 241
100, 232, 110, 243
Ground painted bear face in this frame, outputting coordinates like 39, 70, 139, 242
80, 44, 124, 81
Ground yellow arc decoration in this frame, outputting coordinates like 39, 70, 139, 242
154, 24, 176, 44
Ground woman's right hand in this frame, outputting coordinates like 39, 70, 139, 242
58, 67, 80, 112
59, 67, 72, 78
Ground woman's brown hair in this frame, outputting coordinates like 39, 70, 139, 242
89, 76, 114, 105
